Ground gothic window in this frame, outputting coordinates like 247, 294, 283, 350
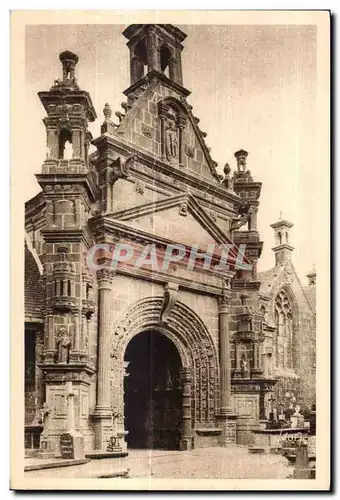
275, 290, 294, 369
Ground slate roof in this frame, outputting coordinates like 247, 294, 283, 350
258, 264, 316, 314
303, 285, 316, 313
25, 240, 44, 321
258, 266, 283, 297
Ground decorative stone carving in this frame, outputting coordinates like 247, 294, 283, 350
159, 283, 179, 323
179, 201, 188, 217
110, 297, 219, 427
240, 353, 250, 378
141, 123, 152, 138
185, 145, 195, 158
210, 211, 217, 222
165, 118, 179, 161
110, 155, 133, 184
135, 182, 145, 195
115, 111, 125, 123
55, 327, 72, 364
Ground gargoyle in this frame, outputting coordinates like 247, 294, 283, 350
115, 111, 125, 123
110, 155, 137, 184
230, 213, 250, 232
230, 202, 254, 231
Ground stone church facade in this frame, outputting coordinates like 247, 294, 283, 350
24, 24, 316, 455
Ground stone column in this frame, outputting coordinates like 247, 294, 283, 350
147, 26, 160, 72
180, 367, 192, 451
72, 129, 81, 158
250, 206, 258, 231
253, 343, 259, 370
252, 259, 258, 280
33, 330, 45, 424
175, 48, 183, 85
92, 268, 115, 450
217, 293, 237, 445
235, 342, 242, 376
46, 128, 58, 159
218, 296, 232, 411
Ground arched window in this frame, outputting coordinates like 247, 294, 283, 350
160, 45, 176, 80
275, 289, 293, 369
131, 38, 148, 82
278, 231, 282, 245
59, 127, 72, 159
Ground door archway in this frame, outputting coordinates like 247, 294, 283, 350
124, 330, 182, 449
110, 297, 219, 449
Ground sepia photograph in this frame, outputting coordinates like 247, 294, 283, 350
10, 10, 330, 491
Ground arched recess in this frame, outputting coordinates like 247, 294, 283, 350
273, 284, 299, 370
109, 297, 219, 430
157, 97, 188, 163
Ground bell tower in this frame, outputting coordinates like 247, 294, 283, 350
123, 24, 186, 87
35, 51, 98, 455
38, 50, 97, 170
270, 214, 294, 266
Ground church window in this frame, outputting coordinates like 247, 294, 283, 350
275, 290, 294, 369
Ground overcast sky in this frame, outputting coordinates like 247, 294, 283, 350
24, 24, 317, 281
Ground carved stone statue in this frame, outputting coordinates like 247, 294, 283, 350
166, 119, 179, 160
56, 327, 72, 363
240, 353, 250, 378
40, 402, 50, 429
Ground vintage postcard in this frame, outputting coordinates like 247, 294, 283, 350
11, 10, 330, 491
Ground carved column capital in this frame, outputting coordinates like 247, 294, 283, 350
96, 268, 116, 289
218, 293, 231, 313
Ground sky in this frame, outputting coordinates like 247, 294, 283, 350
24, 23, 318, 282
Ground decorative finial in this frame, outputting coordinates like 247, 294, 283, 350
103, 103, 112, 120
224, 163, 231, 177
234, 149, 248, 171
59, 50, 79, 82
279, 210, 283, 220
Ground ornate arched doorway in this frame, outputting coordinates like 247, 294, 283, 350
110, 297, 219, 451
124, 330, 182, 449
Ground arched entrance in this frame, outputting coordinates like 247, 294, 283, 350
124, 330, 183, 450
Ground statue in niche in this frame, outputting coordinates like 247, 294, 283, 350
240, 353, 250, 378
165, 118, 179, 161
55, 327, 72, 363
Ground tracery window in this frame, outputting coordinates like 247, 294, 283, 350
275, 290, 293, 369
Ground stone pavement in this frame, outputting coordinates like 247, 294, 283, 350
25, 447, 293, 479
